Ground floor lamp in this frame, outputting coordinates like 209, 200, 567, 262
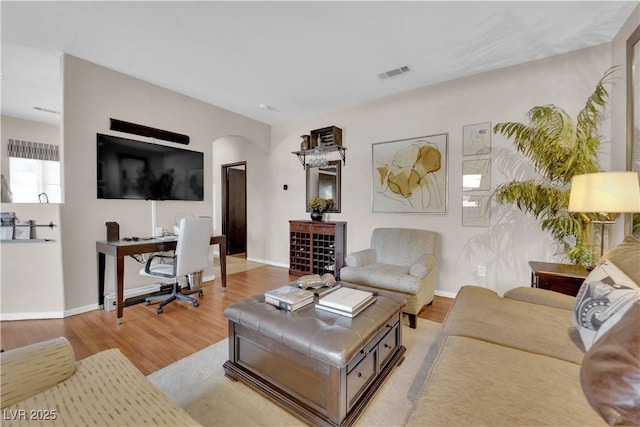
568, 171, 640, 264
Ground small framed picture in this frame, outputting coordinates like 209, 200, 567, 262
462, 195, 491, 227
463, 122, 491, 156
462, 159, 491, 191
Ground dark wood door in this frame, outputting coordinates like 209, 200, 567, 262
223, 165, 247, 255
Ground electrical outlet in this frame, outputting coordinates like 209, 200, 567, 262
477, 265, 486, 277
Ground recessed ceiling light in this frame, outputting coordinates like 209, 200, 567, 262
258, 103, 271, 110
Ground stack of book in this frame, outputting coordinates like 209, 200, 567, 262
315, 288, 376, 318
264, 285, 314, 311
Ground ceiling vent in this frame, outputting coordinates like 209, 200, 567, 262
33, 106, 60, 115
377, 65, 411, 80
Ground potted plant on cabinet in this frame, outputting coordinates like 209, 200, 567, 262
493, 67, 616, 265
308, 198, 334, 221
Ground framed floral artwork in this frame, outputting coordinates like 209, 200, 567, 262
372, 133, 448, 213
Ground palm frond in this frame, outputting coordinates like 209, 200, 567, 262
493, 68, 616, 265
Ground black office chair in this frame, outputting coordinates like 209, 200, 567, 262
140, 217, 212, 314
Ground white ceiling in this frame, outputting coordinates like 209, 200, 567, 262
1, 1, 637, 126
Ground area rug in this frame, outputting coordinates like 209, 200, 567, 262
148, 318, 442, 426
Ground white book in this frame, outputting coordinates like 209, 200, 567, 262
315, 296, 377, 318
317, 287, 375, 313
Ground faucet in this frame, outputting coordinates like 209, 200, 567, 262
38, 193, 49, 203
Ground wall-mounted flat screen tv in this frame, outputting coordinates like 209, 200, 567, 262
97, 133, 204, 201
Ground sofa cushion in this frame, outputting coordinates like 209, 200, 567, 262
442, 286, 585, 364
581, 301, 640, 426
340, 263, 421, 294
573, 260, 640, 351
2, 348, 200, 427
598, 235, 640, 284
406, 335, 606, 426
504, 286, 576, 310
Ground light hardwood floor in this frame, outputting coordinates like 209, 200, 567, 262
0, 264, 453, 376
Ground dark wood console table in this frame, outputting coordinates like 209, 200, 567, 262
96, 235, 226, 324
529, 261, 589, 297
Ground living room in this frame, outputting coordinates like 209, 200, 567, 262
1, 2, 637, 321
1, 2, 640, 425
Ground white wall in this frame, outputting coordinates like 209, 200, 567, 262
60, 55, 270, 314
265, 44, 615, 297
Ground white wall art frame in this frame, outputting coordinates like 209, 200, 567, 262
463, 122, 491, 156
462, 194, 491, 227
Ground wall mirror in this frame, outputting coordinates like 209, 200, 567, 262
306, 160, 341, 213
626, 26, 640, 238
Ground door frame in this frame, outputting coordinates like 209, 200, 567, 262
221, 161, 247, 256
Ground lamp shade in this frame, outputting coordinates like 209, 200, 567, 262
568, 172, 640, 213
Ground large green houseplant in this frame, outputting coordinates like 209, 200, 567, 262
493, 68, 616, 265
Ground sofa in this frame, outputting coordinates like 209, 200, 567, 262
341, 227, 438, 328
406, 236, 640, 426
0, 337, 201, 427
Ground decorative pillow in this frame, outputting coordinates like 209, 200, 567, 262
574, 260, 640, 351
598, 235, 640, 284
581, 301, 640, 426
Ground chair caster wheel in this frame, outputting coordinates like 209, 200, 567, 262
198, 291, 203, 297
193, 301, 199, 308
145, 301, 150, 306
157, 307, 163, 314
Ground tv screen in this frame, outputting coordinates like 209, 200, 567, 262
97, 133, 204, 201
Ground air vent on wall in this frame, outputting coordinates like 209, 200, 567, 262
377, 65, 412, 80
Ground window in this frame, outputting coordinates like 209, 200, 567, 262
7, 139, 61, 203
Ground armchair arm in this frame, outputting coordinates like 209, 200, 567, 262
1, 337, 76, 408
345, 248, 376, 267
409, 254, 436, 278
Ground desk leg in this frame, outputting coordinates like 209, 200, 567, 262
219, 241, 227, 289
98, 252, 105, 308
115, 255, 125, 324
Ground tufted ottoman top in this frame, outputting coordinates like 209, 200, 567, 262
224, 283, 405, 366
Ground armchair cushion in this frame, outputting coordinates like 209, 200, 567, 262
341, 263, 422, 294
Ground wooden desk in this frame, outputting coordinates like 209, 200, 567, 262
529, 261, 589, 297
96, 235, 226, 324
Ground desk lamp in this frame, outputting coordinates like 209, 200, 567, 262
568, 171, 640, 262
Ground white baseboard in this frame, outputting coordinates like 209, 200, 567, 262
65, 303, 99, 317
0, 311, 65, 321
435, 289, 457, 299
246, 257, 288, 269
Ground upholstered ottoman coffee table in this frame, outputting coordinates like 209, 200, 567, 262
223, 284, 406, 427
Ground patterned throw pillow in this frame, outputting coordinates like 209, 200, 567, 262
574, 260, 640, 351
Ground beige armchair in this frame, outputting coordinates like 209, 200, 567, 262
340, 228, 438, 328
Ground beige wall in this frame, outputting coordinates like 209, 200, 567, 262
1, 116, 64, 319
265, 44, 615, 296
60, 55, 270, 314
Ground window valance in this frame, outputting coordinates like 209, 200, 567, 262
8, 139, 59, 161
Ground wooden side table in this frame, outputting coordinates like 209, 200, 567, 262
529, 261, 590, 297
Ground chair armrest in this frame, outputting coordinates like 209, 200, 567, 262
1, 337, 77, 408
345, 248, 376, 267
145, 253, 176, 277
503, 287, 576, 311
409, 254, 436, 278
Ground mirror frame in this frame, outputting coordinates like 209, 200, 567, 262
306, 160, 341, 213
626, 25, 640, 237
